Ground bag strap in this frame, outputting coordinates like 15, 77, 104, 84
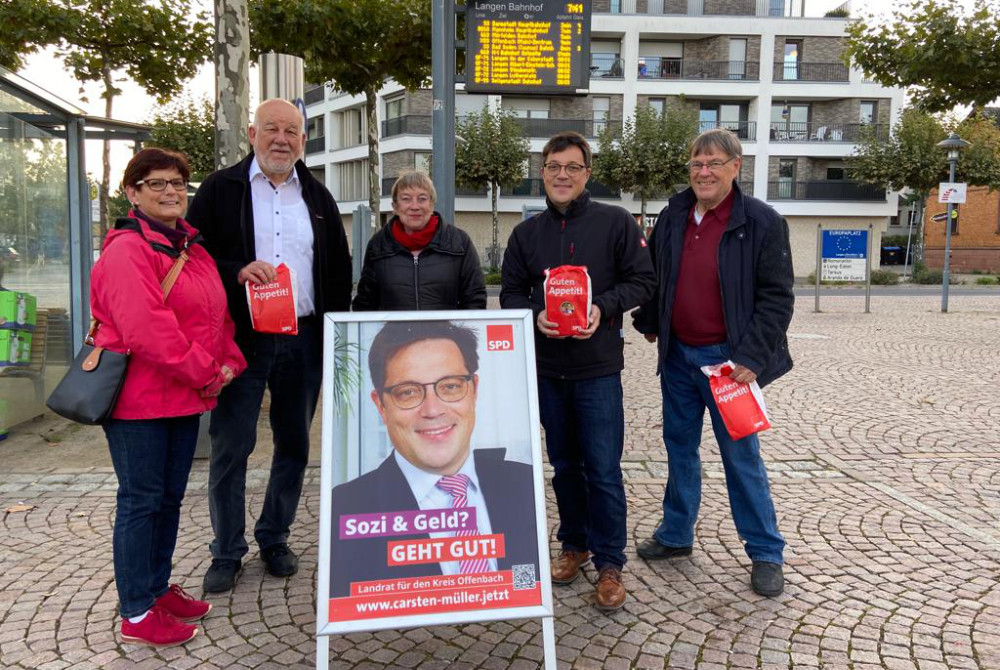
86, 250, 189, 344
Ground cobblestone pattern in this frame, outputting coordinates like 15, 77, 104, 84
2, 296, 999, 669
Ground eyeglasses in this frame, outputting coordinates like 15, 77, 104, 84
396, 194, 432, 205
136, 178, 188, 191
380, 374, 474, 410
543, 162, 588, 176
687, 157, 736, 172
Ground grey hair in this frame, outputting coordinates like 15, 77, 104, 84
391, 170, 437, 204
689, 128, 743, 160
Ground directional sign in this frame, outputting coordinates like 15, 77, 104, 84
938, 182, 967, 204
821, 229, 868, 281
931, 209, 958, 222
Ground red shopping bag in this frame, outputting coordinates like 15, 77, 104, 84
701, 361, 771, 441
543, 265, 592, 336
246, 263, 298, 335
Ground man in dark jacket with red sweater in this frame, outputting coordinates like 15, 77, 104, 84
632, 128, 794, 597
501, 131, 656, 611
187, 99, 352, 592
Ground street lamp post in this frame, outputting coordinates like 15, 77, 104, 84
935, 133, 970, 313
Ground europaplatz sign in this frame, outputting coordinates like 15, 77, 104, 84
821, 229, 868, 282
938, 183, 967, 204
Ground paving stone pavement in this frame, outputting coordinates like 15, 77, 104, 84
2, 295, 1000, 670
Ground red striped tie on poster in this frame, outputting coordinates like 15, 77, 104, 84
436, 474, 491, 574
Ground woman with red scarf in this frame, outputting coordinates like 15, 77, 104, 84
353, 171, 486, 311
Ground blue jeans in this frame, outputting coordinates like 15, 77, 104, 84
104, 414, 200, 618
208, 317, 322, 560
538, 373, 627, 570
655, 339, 784, 564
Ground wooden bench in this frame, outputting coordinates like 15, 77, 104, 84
0, 309, 48, 402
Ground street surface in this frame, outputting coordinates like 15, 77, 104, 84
1, 294, 998, 670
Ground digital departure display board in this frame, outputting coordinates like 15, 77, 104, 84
465, 0, 592, 95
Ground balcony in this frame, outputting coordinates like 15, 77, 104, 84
509, 117, 622, 139
595, 0, 804, 16
773, 62, 850, 82
382, 115, 432, 137
591, 55, 625, 79
638, 58, 759, 81
768, 122, 888, 143
767, 180, 886, 201
699, 121, 757, 141
304, 86, 325, 106
305, 136, 325, 155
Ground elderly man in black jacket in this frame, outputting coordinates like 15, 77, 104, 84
632, 128, 794, 597
501, 131, 656, 612
187, 98, 352, 592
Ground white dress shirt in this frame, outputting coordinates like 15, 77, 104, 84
394, 450, 498, 574
249, 157, 316, 317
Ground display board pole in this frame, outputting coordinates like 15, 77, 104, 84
814, 224, 821, 313
431, 0, 456, 223
865, 223, 872, 314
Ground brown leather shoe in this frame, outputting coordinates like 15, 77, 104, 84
550, 549, 591, 585
595, 566, 626, 612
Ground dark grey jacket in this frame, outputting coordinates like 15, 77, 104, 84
352, 214, 487, 311
632, 183, 794, 387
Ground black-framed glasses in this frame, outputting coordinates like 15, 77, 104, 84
687, 157, 736, 172
542, 162, 588, 176
380, 374, 475, 409
136, 178, 188, 191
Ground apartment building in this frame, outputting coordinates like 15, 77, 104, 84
303, 0, 904, 276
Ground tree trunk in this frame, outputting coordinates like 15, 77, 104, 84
491, 179, 499, 271
214, 0, 250, 170
98, 64, 115, 246
640, 194, 648, 228
366, 85, 380, 227
912, 194, 927, 266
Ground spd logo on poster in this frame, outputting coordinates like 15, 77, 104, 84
486, 325, 514, 352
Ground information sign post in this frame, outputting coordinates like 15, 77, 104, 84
815, 226, 873, 313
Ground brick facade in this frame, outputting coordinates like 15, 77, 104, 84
773, 36, 845, 63
924, 186, 1000, 272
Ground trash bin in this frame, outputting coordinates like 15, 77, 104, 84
880, 246, 903, 265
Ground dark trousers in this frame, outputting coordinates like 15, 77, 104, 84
104, 414, 201, 618
537, 372, 627, 570
208, 317, 322, 560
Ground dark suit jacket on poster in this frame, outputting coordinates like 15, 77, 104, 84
330, 448, 539, 598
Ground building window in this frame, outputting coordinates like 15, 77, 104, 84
502, 97, 549, 119
860, 100, 877, 125
701, 103, 747, 136
307, 115, 324, 140
336, 108, 363, 149
648, 97, 665, 115
778, 159, 796, 198
593, 97, 610, 133
414, 152, 431, 173
385, 96, 404, 121
771, 103, 809, 140
337, 159, 369, 201
782, 40, 802, 80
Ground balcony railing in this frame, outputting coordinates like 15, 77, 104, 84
507, 117, 622, 139
382, 115, 432, 137
768, 122, 888, 143
773, 62, 850, 82
698, 121, 757, 141
304, 86, 325, 106
591, 55, 625, 78
767, 180, 886, 201
305, 136, 325, 155
638, 58, 759, 81
597, 0, 804, 16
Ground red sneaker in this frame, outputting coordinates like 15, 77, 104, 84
155, 584, 212, 622
120, 606, 198, 647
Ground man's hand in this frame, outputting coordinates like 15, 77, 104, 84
572, 305, 602, 340
238, 260, 278, 285
729, 363, 757, 384
644, 334, 657, 343
536, 310, 566, 338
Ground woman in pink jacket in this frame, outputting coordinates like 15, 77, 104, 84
90, 148, 246, 648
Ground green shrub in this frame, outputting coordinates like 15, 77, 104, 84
880, 235, 910, 248
975, 276, 999, 285
912, 268, 943, 284
483, 272, 502, 286
824, 6, 849, 16
870, 269, 899, 285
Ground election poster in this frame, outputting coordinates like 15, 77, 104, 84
317, 310, 552, 636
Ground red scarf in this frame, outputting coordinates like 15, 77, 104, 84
391, 214, 440, 252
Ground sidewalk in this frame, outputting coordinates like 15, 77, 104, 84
2, 294, 999, 670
